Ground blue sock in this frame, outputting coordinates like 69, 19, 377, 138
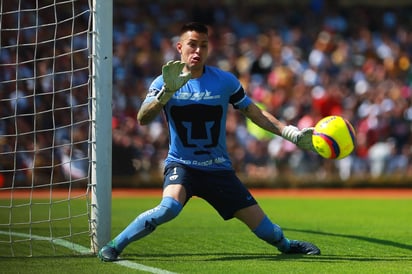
112, 196, 182, 252
253, 215, 290, 252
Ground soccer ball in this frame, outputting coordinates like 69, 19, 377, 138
312, 116, 356, 159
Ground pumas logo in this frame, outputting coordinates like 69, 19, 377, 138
169, 174, 179, 181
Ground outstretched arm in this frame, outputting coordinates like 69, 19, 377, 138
240, 102, 315, 151
240, 103, 285, 136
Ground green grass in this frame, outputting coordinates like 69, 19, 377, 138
1, 195, 411, 273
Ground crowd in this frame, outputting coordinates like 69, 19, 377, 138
0, 1, 90, 186
1, 1, 412, 187
111, 2, 412, 184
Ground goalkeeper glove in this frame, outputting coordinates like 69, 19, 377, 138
281, 125, 315, 152
156, 60, 191, 105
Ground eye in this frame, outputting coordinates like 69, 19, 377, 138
188, 41, 197, 48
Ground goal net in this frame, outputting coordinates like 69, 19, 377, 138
0, 0, 112, 257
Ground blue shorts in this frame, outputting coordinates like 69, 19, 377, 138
163, 163, 257, 220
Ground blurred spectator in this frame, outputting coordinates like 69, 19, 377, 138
2, 1, 412, 186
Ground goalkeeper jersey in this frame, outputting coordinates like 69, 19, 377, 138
147, 65, 252, 171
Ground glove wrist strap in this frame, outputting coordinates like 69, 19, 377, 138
155, 86, 172, 105
281, 125, 299, 144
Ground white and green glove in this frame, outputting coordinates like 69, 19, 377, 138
281, 125, 315, 152
155, 60, 191, 105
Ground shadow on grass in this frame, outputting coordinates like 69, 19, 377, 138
206, 253, 412, 262
124, 228, 412, 263
284, 227, 412, 252
126, 252, 412, 263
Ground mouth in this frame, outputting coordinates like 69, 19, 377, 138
191, 56, 201, 64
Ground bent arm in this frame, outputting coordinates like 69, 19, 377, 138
137, 97, 164, 125
239, 102, 285, 136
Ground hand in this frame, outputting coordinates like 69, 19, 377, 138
156, 61, 191, 105
281, 125, 315, 152
163, 60, 191, 91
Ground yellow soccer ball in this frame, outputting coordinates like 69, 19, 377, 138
312, 116, 356, 159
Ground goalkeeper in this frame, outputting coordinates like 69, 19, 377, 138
98, 22, 320, 262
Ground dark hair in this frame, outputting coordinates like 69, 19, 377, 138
180, 22, 208, 35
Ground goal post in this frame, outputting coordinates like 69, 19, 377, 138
90, 0, 113, 253
0, 0, 112, 256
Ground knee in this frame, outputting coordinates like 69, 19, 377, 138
145, 197, 183, 230
157, 196, 183, 223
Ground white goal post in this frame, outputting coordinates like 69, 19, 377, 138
0, 0, 112, 256
90, 0, 112, 253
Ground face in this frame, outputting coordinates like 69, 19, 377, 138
176, 30, 209, 77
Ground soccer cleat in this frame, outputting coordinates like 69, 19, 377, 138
284, 240, 321, 255
98, 242, 120, 262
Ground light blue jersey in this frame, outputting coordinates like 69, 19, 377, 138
147, 65, 252, 171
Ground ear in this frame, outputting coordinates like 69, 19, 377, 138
176, 42, 182, 54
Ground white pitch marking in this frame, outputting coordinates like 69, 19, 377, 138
0, 231, 178, 274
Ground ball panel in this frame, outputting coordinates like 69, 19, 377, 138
344, 119, 356, 144
313, 132, 340, 159
312, 134, 331, 158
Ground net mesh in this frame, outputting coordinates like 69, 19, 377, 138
0, 0, 92, 257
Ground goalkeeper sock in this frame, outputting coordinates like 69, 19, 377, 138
113, 196, 183, 252
253, 215, 290, 252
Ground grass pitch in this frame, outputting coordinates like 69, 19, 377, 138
1, 192, 411, 273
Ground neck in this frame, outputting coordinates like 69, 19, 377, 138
189, 66, 205, 79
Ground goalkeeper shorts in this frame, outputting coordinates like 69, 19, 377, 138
163, 163, 257, 220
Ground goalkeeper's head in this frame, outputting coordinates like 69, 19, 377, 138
176, 22, 209, 78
